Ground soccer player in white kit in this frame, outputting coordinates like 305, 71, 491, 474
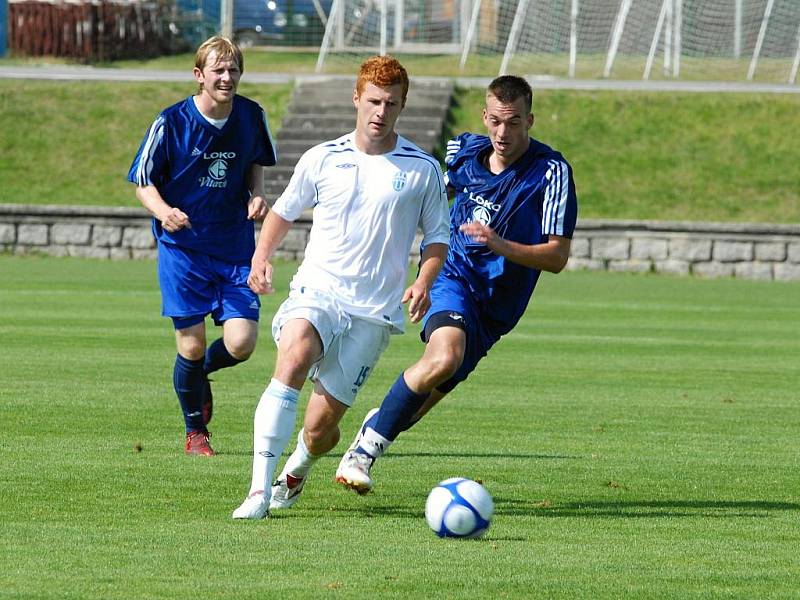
233, 56, 450, 519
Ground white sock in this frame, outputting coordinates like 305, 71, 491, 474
279, 428, 321, 479
248, 378, 300, 496
359, 427, 392, 459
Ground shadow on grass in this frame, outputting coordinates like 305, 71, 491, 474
495, 498, 800, 519
278, 498, 800, 523
387, 451, 580, 460
217, 448, 586, 462
218, 449, 580, 460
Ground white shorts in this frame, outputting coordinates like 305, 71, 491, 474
272, 286, 391, 407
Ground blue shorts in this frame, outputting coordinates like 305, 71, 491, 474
157, 242, 260, 330
420, 274, 501, 394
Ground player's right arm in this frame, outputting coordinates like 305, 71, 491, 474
135, 185, 191, 232
248, 146, 319, 294
247, 208, 293, 295
129, 114, 191, 231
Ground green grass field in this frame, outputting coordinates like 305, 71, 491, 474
2, 78, 799, 222
1, 254, 798, 598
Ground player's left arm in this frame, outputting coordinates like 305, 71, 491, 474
246, 164, 268, 221
459, 223, 572, 273
403, 242, 448, 323
462, 156, 577, 273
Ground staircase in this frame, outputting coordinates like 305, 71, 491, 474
265, 77, 454, 201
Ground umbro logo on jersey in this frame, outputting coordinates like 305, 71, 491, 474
336, 163, 356, 169
191, 147, 202, 156
258, 450, 275, 458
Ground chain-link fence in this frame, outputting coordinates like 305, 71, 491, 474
5, 0, 800, 84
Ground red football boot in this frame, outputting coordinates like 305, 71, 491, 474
185, 430, 215, 456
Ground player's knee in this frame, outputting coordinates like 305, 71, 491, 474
304, 423, 339, 454
223, 329, 257, 361
422, 349, 462, 384
177, 340, 206, 361
226, 339, 255, 361
275, 347, 316, 382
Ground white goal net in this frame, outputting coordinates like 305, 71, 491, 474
314, 0, 800, 83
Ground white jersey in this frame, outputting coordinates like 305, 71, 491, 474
272, 132, 450, 332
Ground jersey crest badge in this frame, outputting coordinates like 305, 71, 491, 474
208, 159, 228, 181
392, 170, 407, 192
472, 205, 491, 226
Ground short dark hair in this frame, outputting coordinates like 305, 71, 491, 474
487, 75, 533, 114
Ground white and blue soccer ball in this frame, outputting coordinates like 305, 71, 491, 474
425, 477, 493, 539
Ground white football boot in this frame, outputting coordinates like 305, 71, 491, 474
232, 490, 269, 519
269, 473, 306, 510
335, 408, 380, 494
335, 450, 375, 495
345, 407, 379, 453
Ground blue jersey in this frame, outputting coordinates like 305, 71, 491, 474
127, 95, 276, 262
442, 132, 578, 334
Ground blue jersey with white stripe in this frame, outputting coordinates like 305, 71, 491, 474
127, 95, 276, 262
443, 132, 578, 333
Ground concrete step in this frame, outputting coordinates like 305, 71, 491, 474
265, 182, 290, 198
275, 130, 439, 157
265, 166, 300, 181
293, 84, 451, 95
267, 77, 454, 194
294, 77, 453, 92
277, 124, 442, 148
275, 135, 438, 154
288, 102, 449, 120
293, 79, 453, 104
281, 114, 442, 132
276, 127, 439, 143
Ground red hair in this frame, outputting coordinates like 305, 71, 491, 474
355, 55, 409, 106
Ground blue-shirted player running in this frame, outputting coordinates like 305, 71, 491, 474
335, 75, 579, 492
127, 36, 276, 456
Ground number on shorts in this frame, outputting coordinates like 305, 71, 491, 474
353, 366, 371, 389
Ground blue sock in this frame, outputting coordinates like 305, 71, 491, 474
204, 338, 243, 375
173, 354, 206, 433
360, 409, 422, 439
369, 373, 430, 442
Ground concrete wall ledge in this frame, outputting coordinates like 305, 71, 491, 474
1, 204, 798, 281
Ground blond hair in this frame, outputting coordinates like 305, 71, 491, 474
194, 36, 243, 93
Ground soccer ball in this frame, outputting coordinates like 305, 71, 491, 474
425, 477, 493, 539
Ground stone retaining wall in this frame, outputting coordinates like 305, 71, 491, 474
1, 204, 798, 281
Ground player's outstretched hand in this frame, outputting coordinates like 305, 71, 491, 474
459, 221, 498, 247
248, 257, 274, 295
161, 207, 191, 232
402, 281, 431, 324
247, 196, 268, 221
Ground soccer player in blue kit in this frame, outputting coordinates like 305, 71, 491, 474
127, 36, 276, 456
336, 75, 579, 492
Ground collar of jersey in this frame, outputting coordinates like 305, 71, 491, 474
188, 95, 237, 135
